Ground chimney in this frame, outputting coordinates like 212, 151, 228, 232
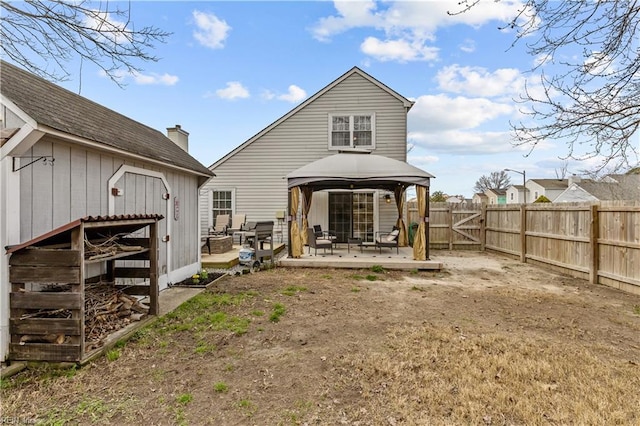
569, 174, 581, 186
167, 125, 189, 152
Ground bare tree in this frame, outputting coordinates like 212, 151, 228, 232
554, 161, 569, 179
473, 171, 511, 193
0, 0, 170, 86
450, 1, 640, 173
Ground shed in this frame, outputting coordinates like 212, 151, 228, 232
6, 214, 162, 363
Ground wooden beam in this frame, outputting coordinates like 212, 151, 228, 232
10, 292, 83, 310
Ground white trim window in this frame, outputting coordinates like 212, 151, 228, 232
211, 190, 233, 221
329, 113, 375, 150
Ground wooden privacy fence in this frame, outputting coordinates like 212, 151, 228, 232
407, 201, 640, 295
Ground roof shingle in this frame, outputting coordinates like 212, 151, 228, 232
1, 60, 212, 176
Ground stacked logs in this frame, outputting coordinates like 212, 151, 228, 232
84, 283, 149, 351
19, 283, 149, 351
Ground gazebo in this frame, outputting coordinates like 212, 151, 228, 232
286, 152, 434, 260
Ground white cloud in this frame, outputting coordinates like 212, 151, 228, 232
409, 94, 515, 132
435, 65, 526, 98
278, 85, 307, 103
310, 1, 525, 64
459, 39, 476, 53
584, 51, 616, 76
215, 81, 249, 100
361, 37, 438, 62
407, 154, 439, 166
192, 11, 231, 49
84, 10, 129, 45
311, 1, 525, 41
409, 129, 515, 154
100, 69, 178, 86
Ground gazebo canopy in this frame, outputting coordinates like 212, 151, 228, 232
286, 153, 434, 190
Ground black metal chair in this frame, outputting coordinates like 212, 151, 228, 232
307, 228, 333, 255
375, 227, 400, 254
313, 224, 337, 247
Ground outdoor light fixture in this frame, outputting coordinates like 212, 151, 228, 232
503, 168, 527, 203
384, 194, 392, 203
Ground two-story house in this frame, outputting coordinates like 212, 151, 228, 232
526, 179, 568, 202
200, 67, 431, 244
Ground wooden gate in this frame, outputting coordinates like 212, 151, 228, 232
407, 202, 482, 250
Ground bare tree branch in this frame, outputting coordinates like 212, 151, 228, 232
450, 0, 640, 173
474, 171, 512, 193
0, 0, 171, 87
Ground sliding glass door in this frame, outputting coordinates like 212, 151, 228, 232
329, 192, 374, 243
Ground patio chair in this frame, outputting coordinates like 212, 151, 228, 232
307, 228, 333, 255
375, 226, 400, 254
227, 213, 247, 240
313, 224, 337, 247
210, 214, 229, 236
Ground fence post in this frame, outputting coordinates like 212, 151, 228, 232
520, 204, 527, 263
480, 204, 486, 251
448, 205, 453, 250
590, 204, 599, 284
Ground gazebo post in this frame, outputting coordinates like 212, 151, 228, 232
425, 186, 430, 260
287, 188, 292, 258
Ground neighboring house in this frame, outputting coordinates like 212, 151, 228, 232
505, 185, 526, 204
554, 174, 640, 203
484, 188, 507, 205
526, 179, 568, 202
472, 193, 488, 204
200, 67, 418, 243
446, 196, 464, 204
0, 61, 213, 362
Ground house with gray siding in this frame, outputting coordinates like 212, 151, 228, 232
554, 174, 640, 203
200, 67, 416, 244
0, 60, 213, 363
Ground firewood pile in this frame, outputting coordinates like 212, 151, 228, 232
19, 283, 149, 351
84, 234, 144, 261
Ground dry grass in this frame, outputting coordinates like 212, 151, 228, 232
339, 325, 640, 425
1, 255, 639, 425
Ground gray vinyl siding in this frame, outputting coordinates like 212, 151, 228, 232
19, 137, 200, 274
200, 73, 408, 239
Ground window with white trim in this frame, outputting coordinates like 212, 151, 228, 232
329, 113, 375, 149
212, 190, 232, 220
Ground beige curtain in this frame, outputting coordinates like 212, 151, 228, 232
413, 185, 427, 260
290, 187, 303, 258
394, 186, 407, 246
300, 186, 313, 246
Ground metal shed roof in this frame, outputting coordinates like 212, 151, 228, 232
5, 214, 164, 254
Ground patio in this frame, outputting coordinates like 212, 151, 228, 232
201, 243, 442, 271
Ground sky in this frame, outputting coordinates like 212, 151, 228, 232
13, 0, 638, 197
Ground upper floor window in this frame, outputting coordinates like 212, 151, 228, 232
329, 113, 375, 150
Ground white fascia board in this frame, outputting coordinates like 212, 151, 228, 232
40, 126, 211, 178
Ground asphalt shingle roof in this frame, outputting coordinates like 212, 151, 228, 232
1, 60, 212, 176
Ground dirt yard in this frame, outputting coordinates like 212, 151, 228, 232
2, 251, 640, 425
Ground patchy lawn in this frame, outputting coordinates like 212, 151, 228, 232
2, 251, 640, 425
